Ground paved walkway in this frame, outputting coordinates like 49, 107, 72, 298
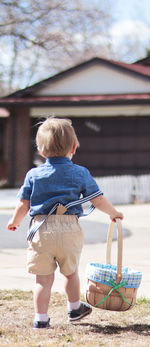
0, 189, 150, 298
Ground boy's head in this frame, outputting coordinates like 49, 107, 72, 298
36, 117, 80, 158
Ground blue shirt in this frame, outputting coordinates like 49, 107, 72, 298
17, 157, 103, 217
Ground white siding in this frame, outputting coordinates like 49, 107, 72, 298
30, 105, 150, 118
34, 64, 150, 96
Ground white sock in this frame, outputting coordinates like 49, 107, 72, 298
67, 300, 80, 311
34, 313, 49, 322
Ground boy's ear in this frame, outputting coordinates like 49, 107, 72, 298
37, 147, 46, 158
71, 144, 77, 155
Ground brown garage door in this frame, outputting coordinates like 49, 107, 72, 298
71, 116, 150, 176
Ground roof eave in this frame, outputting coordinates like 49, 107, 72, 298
5, 57, 150, 98
1, 98, 150, 108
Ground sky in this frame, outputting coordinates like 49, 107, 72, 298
110, 0, 150, 62
1, 0, 150, 91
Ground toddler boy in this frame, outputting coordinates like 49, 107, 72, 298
7, 117, 123, 328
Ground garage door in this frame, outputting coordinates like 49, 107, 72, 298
71, 116, 150, 176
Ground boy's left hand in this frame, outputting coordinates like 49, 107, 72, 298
110, 211, 124, 222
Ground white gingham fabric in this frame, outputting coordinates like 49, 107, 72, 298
86, 263, 142, 288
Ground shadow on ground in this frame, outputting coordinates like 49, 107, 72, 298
80, 220, 130, 244
76, 322, 150, 336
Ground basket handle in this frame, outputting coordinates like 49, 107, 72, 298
106, 218, 123, 283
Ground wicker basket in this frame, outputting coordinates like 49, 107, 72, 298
86, 219, 142, 311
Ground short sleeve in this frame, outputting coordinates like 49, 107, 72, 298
17, 171, 33, 200
81, 167, 103, 198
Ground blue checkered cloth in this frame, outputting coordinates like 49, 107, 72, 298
86, 263, 142, 288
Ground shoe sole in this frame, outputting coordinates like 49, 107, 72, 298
33, 326, 50, 330
68, 308, 92, 322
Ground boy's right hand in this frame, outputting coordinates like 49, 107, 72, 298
7, 199, 30, 231
7, 219, 19, 231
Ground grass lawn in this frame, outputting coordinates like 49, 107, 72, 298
0, 290, 150, 346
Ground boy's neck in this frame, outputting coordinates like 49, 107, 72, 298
66, 153, 73, 160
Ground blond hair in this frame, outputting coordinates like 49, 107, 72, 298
36, 117, 80, 157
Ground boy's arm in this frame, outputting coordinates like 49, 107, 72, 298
91, 195, 123, 221
7, 199, 30, 230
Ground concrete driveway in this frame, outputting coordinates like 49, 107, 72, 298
0, 202, 150, 299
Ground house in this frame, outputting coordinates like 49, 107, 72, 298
0, 57, 150, 187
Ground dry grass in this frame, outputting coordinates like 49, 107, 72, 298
0, 290, 150, 347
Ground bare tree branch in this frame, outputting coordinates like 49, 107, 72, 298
0, 0, 113, 95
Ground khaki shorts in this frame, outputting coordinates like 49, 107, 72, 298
27, 215, 84, 276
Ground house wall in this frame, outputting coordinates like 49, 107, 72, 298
30, 105, 150, 118
1, 102, 150, 187
0, 117, 10, 184
1, 58, 150, 186
30, 114, 150, 177
30, 105, 150, 176
71, 116, 150, 176
34, 64, 150, 96
1, 106, 150, 186
15, 107, 31, 186
3, 107, 31, 187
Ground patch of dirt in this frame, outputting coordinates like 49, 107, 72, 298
0, 291, 150, 346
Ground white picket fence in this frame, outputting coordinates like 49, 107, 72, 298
95, 175, 150, 204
